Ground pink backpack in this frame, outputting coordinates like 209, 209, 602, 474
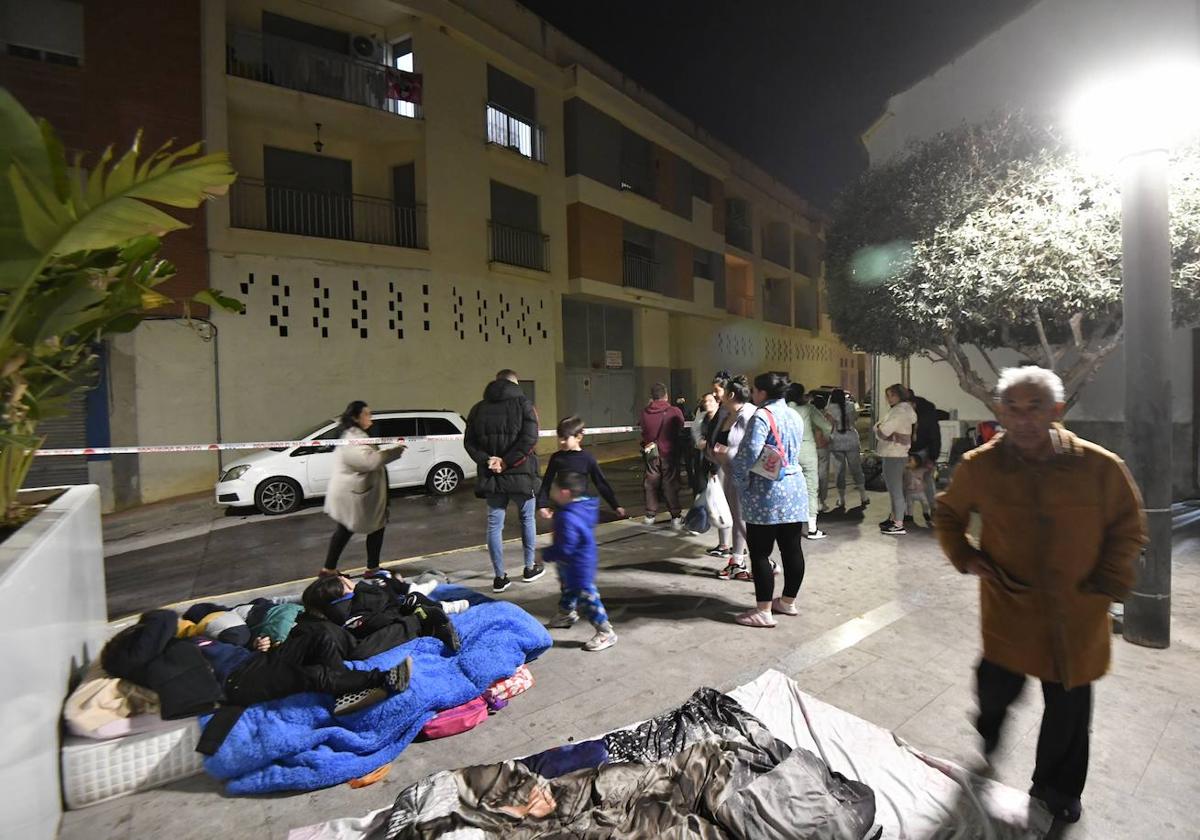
418, 696, 488, 740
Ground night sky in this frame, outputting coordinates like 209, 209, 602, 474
517, 0, 1036, 209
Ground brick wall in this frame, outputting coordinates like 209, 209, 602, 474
0, 0, 208, 315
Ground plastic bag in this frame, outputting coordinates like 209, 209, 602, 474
705, 474, 732, 529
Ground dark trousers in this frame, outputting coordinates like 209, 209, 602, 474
224, 655, 383, 706
643, 456, 681, 517
976, 659, 1092, 799
746, 521, 806, 603
325, 523, 385, 570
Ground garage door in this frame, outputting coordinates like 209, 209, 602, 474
22, 394, 89, 488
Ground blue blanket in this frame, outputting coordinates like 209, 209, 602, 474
201, 588, 551, 793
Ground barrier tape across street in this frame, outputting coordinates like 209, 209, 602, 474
31, 424, 651, 457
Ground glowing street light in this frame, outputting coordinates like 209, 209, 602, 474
1067, 57, 1200, 649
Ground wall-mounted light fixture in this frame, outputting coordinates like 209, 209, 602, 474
313, 122, 324, 153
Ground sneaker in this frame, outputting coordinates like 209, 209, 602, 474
363, 568, 392, 579
717, 559, 747, 580
431, 615, 461, 653
860, 497, 870, 508
881, 521, 907, 535
334, 686, 387, 715
1029, 784, 1082, 823
642, 514, 657, 525
879, 518, 894, 529
492, 575, 511, 593
522, 563, 546, 583
318, 568, 342, 578
923, 513, 933, 527
806, 529, 828, 541
384, 656, 413, 692
440, 599, 470, 615
584, 629, 618, 651
770, 559, 779, 575
549, 610, 579, 628
706, 546, 733, 558
903, 515, 915, 524
670, 517, 684, 531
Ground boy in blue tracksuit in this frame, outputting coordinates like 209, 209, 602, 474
543, 470, 617, 651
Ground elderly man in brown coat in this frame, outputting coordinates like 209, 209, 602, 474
934, 366, 1146, 824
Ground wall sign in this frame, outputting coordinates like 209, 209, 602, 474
604, 350, 623, 369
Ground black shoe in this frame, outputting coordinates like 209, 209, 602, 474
881, 521, 906, 535
903, 515, 915, 523
432, 615, 461, 653
923, 513, 933, 527
522, 563, 545, 583
1029, 784, 1082, 823
492, 575, 511, 592
385, 656, 413, 692
880, 518, 893, 529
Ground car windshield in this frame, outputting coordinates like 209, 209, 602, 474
267, 421, 338, 452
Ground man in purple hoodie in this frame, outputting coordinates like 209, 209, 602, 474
639, 382, 685, 528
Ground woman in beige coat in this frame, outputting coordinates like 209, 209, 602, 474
321, 401, 407, 577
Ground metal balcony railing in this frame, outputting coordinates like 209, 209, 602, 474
229, 178, 427, 249
485, 102, 546, 163
488, 221, 549, 271
226, 28, 423, 118
622, 250, 660, 293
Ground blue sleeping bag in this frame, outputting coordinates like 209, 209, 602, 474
201, 586, 551, 793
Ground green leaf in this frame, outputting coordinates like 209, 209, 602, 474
193, 288, 244, 313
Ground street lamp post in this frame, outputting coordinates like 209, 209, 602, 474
1069, 59, 1200, 648
1119, 148, 1173, 648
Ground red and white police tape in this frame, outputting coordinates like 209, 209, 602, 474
31, 424, 649, 457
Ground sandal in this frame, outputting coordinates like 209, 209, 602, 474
735, 609, 777, 628
732, 566, 754, 582
717, 559, 745, 580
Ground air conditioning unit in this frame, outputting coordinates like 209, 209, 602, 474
351, 34, 385, 64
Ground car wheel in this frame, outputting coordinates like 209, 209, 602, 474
426, 462, 463, 495
255, 477, 302, 515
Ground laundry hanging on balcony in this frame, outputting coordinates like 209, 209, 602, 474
386, 68, 423, 104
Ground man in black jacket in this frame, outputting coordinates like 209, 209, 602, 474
907, 391, 942, 525
464, 369, 545, 592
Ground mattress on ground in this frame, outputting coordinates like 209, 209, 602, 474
728, 669, 1052, 839
61, 718, 203, 809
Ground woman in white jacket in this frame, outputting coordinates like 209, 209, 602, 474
874, 385, 917, 535
321, 401, 408, 576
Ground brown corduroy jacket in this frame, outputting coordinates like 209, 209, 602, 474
934, 426, 1146, 688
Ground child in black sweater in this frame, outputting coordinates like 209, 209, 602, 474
537, 416, 626, 520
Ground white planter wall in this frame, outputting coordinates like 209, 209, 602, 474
0, 485, 106, 839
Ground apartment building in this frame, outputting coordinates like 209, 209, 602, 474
2, 0, 865, 508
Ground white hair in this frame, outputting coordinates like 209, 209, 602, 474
994, 366, 1065, 404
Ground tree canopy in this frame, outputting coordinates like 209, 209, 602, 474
826, 114, 1200, 411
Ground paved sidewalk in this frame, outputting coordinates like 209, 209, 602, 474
62, 501, 1200, 840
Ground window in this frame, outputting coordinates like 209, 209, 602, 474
794, 279, 819, 330
372, 417, 419, 439
490, 181, 546, 270
691, 164, 711, 203
422, 417, 460, 436
763, 277, 792, 326
262, 146, 353, 239
619, 128, 654, 197
2, 0, 83, 65
725, 198, 752, 252
693, 247, 713, 280
486, 65, 544, 161
763, 222, 791, 268
794, 232, 824, 277
390, 39, 415, 118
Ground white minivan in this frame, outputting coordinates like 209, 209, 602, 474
214, 410, 477, 515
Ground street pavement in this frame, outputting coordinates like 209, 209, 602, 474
102, 451, 650, 619
65, 486, 1200, 840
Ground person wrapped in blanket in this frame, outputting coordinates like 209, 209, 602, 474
101, 572, 467, 719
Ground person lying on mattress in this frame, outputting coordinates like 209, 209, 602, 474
295, 573, 464, 659
101, 609, 413, 718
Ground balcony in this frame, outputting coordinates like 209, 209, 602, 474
226, 28, 423, 118
229, 178, 427, 249
485, 102, 546, 163
488, 221, 549, 271
622, 250, 660, 293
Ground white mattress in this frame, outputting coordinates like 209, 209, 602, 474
61, 718, 204, 809
728, 669, 1052, 839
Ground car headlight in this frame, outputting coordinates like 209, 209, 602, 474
220, 465, 251, 482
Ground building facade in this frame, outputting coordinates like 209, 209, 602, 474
861, 0, 1200, 497
3, 0, 863, 509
